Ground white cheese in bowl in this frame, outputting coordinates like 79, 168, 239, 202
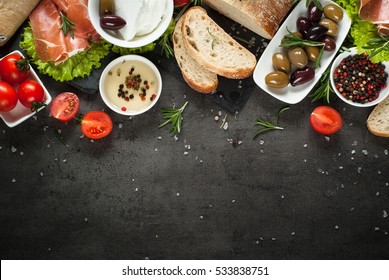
115, 0, 167, 41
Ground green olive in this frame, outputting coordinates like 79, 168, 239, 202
288, 47, 308, 69
265, 71, 289, 88
323, 4, 343, 23
305, 46, 320, 62
319, 18, 339, 37
272, 53, 291, 73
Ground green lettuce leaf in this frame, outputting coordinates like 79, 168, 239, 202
333, 0, 389, 63
111, 43, 156, 56
20, 27, 111, 82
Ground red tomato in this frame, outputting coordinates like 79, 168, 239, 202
174, 0, 190, 7
17, 80, 45, 109
81, 111, 113, 139
310, 106, 342, 134
50, 92, 80, 122
0, 53, 30, 85
0, 81, 18, 112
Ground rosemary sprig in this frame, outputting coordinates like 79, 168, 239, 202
207, 28, 218, 50
253, 107, 290, 139
363, 34, 389, 59
159, 101, 189, 135
281, 27, 325, 48
54, 130, 69, 147
158, 19, 175, 58
59, 12, 76, 39
309, 64, 333, 103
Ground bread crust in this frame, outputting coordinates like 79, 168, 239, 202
173, 16, 218, 94
0, 0, 40, 46
203, 0, 293, 39
367, 96, 389, 137
181, 6, 256, 79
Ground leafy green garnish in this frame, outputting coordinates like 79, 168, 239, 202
111, 43, 156, 55
20, 26, 111, 82
363, 35, 389, 60
158, 19, 175, 58
333, 0, 389, 63
253, 107, 290, 139
309, 65, 333, 103
159, 101, 189, 135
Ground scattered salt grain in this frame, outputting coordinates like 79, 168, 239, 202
0, 146, 2, 150
259, 140, 265, 145
218, 111, 222, 116
271, 237, 276, 241
48, 248, 52, 252
214, 116, 219, 122
351, 150, 356, 154
80, 134, 85, 139
350, 207, 355, 212
291, 232, 296, 236
384, 149, 388, 156
374, 154, 379, 158
200, 215, 204, 219
376, 192, 380, 196
362, 150, 368, 155
135, 188, 138, 192
84, 218, 88, 222
20, 152, 24, 156
184, 151, 188, 156
377, 170, 382, 175
339, 166, 343, 170
32, 115, 37, 121
174, 135, 179, 141
223, 122, 229, 130
335, 225, 339, 230
12, 179, 16, 183
352, 141, 358, 146
303, 144, 308, 148
40, 172, 44, 177
325, 136, 330, 142
232, 200, 236, 203
357, 167, 362, 173
11, 146, 17, 153
157, 136, 162, 140
303, 159, 307, 163
118, 123, 123, 129
375, 227, 380, 231
176, 192, 180, 197
383, 210, 388, 218
256, 240, 260, 244
154, 148, 158, 152
90, 139, 94, 143
63, 159, 67, 163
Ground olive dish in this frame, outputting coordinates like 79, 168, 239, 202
253, 0, 351, 104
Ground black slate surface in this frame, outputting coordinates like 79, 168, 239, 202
1, 5, 389, 261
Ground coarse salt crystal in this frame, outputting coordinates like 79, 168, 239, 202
259, 140, 265, 145
375, 227, 380, 231
383, 210, 388, 218
335, 225, 339, 230
325, 136, 330, 142
351, 150, 355, 154
384, 149, 388, 155
200, 215, 204, 219
362, 150, 368, 155
303, 144, 308, 148
40, 172, 44, 177
339, 166, 343, 169
291, 232, 295, 236
11, 146, 17, 153
214, 116, 219, 122
176, 192, 180, 197
376, 192, 380, 196
377, 170, 382, 175
12, 178, 16, 183
20, 152, 24, 156
232, 200, 236, 203
157, 136, 162, 140
84, 218, 88, 222
118, 123, 123, 129
352, 141, 358, 146
154, 148, 158, 152
174, 135, 179, 141
184, 151, 188, 156
223, 122, 229, 130
218, 111, 222, 116
63, 159, 67, 163
357, 167, 362, 173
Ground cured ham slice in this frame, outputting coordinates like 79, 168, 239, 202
359, 0, 389, 36
30, 0, 97, 64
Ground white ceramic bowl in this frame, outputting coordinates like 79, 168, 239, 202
330, 48, 389, 107
99, 55, 162, 116
88, 0, 174, 48
0, 50, 52, 128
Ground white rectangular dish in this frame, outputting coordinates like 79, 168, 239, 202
253, 0, 351, 104
0, 50, 52, 128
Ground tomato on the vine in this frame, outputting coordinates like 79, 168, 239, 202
81, 111, 113, 139
0, 53, 30, 85
174, 0, 190, 7
17, 80, 45, 109
0, 81, 18, 112
50, 92, 80, 122
310, 106, 342, 134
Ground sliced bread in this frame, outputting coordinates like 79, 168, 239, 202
367, 96, 389, 137
173, 16, 218, 94
203, 0, 293, 40
181, 6, 257, 79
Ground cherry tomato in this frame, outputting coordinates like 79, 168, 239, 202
81, 111, 113, 139
310, 106, 342, 134
50, 92, 80, 122
17, 80, 45, 109
0, 81, 18, 112
174, 0, 190, 7
0, 53, 30, 85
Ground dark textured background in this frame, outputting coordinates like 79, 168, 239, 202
1, 8, 389, 260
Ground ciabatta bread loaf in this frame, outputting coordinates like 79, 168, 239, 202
203, 0, 293, 39
181, 6, 257, 79
0, 0, 40, 46
173, 17, 218, 94
367, 96, 389, 137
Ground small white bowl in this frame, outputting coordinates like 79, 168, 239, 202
0, 50, 52, 128
88, 0, 174, 48
99, 55, 162, 116
330, 48, 389, 107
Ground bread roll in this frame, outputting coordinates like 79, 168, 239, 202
367, 96, 389, 137
203, 0, 293, 39
0, 0, 40, 46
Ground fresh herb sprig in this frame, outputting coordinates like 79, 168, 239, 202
207, 28, 218, 50
159, 101, 189, 135
363, 34, 389, 60
306, 0, 323, 10
253, 107, 290, 139
309, 65, 333, 103
158, 19, 175, 58
59, 12, 76, 39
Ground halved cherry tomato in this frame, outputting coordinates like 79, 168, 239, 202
50, 92, 80, 122
174, 0, 190, 7
0, 81, 18, 112
310, 106, 342, 134
17, 80, 45, 109
81, 111, 112, 139
0, 53, 30, 85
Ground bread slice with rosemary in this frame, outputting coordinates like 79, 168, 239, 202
367, 96, 389, 137
181, 6, 257, 79
173, 16, 218, 94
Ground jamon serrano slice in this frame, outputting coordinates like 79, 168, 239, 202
359, 0, 389, 36
30, 0, 97, 64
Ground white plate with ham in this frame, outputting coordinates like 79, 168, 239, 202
0, 51, 52, 128
253, 0, 351, 104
